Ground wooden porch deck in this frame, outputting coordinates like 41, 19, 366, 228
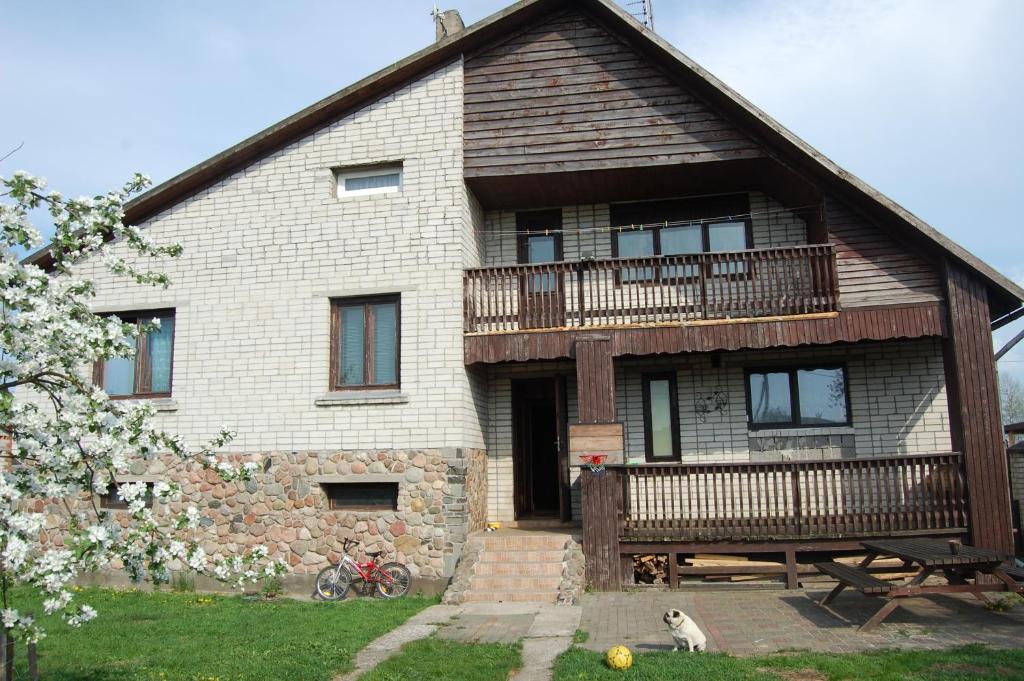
581, 453, 969, 589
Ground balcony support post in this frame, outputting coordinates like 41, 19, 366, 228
941, 261, 1014, 554
574, 335, 624, 590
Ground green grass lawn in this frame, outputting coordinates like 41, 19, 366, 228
8, 587, 433, 681
359, 638, 521, 681
554, 645, 1024, 681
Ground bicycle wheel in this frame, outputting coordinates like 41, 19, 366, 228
315, 564, 352, 601
375, 562, 412, 599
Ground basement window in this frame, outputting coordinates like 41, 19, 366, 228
99, 482, 154, 510
323, 482, 399, 511
335, 164, 402, 198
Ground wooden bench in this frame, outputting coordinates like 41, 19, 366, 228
815, 561, 894, 597
1006, 565, 1024, 588
818, 541, 1020, 631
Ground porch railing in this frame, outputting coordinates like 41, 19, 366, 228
464, 244, 839, 334
615, 452, 967, 542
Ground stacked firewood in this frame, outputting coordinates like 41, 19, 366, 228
633, 554, 669, 584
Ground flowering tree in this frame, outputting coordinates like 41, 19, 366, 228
0, 171, 286, 648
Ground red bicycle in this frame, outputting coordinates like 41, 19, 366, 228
315, 538, 412, 600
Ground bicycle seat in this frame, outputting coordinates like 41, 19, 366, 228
366, 550, 383, 558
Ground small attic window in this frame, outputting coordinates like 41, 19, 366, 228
335, 164, 403, 198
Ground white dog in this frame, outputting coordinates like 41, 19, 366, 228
663, 609, 707, 652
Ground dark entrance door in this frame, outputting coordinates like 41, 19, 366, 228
516, 209, 566, 330
512, 377, 570, 521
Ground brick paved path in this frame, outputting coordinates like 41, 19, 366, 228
580, 589, 1024, 656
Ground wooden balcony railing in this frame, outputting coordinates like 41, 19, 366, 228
464, 244, 839, 334
614, 452, 967, 542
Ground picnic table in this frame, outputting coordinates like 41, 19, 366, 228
816, 538, 1023, 631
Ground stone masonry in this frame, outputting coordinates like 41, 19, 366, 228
38, 448, 484, 588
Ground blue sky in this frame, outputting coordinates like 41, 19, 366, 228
2, 0, 1022, 377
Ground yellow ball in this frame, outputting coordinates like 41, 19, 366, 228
606, 645, 633, 671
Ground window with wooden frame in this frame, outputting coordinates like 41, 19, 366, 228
93, 310, 175, 398
610, 195, 753, 282
745, 365, 851, 429
99, 482, 154, 510
330, 295, 400, 390
516, 209, 563, 294
642, 372, 681, 462
323, 482, 399, 511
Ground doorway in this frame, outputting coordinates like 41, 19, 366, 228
512, 377, 570, 521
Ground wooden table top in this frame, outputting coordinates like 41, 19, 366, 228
861, 538, 1012, 567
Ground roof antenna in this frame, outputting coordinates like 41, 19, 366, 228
624, 0, 655, 31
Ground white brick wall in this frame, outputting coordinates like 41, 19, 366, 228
749, 192, 808, 247
615, 338, 951, 464
73, 60, 486, 453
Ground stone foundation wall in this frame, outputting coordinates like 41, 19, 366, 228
38, 447, 486, 586
441, 447, 488, 576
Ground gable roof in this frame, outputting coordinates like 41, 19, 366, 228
26, 0, 1024, 316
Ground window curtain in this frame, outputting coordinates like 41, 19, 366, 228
340, 307, 365, 385
147, 318, 174, 393
372, 303, 397, 385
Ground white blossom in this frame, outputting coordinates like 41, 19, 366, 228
0, 171, 287, 642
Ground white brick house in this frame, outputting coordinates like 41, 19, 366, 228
30, 0, 1022, 596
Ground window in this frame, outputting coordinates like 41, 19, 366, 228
610, 195, 752, 281
642, 373, 680, 461
99, 482, 154, 510
745, 366, 850, 429
323, 482, 399, 511
516, 209, 563, 294
330, 295, 400, 390
335, 164, 402, 197
94, 310, 175, 398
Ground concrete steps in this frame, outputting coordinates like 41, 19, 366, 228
445, 530, 577, 605
475, 561, 564, 577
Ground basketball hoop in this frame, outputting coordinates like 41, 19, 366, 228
579, 454, 607, 474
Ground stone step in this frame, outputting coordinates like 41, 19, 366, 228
478, 549, 566, 564
475, 561, 564, 577
461, 590, 558, 604
478, 535, 570, 551
469, 575, 562, 591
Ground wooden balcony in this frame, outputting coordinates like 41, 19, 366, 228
612, 452, 967, 543
464, 245, 839, 334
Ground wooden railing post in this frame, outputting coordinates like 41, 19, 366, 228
576, 260, 587, 327
791, 467, 803, 535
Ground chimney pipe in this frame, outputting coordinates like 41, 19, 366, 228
434, 8, 464, 42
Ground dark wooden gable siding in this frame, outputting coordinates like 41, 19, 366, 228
463, 9, 765, 177
826, 197, 943, 307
